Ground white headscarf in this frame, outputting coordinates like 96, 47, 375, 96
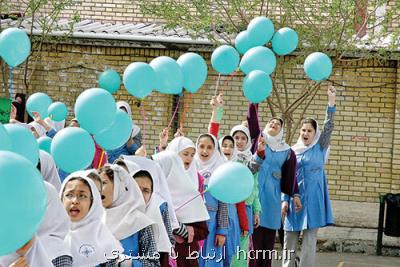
37, 182, 71, 261
219, 135, 238, 161
61, 172, 123, 267
230, 125, 253, 162
104, 164, 155, 240
152, 151, 210, 224
39, 150, 62, 192
121, 155, 179, 230
263, 121, 291, 152
117, 101, 141, 138
129, 164, 173, 253
292, 119, 331, 164
194, 133, 226, 183
167, 136, 199, 189
45, 118, 65, 132
0, 235, 53, 267
29, 121, 46, 137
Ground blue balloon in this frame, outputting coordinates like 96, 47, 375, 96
235, 31, 252, 55
243, 70, 273, 103
150, 56, 183, 95
211, 45, 240, 75
0, 123, 12, 151
0, 28, 31, 67
51, 127, 95, 173
94, 110, 133, 150
247, 16, 275, 47
272, 27, 299, 56
177, 53, 208, 93
4, 124, 39, 165
0, 151, 47, 256
304, 52, 333, 81
98, 69, 121, 94
240, 46, 276, 75
74, 88, 116, 135
26, 92, 53, 119
208, 162, 254, 204
47, 102, 68, 122
37, 136, 52, 154
123, 62, 155, 99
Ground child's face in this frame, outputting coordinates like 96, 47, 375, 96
178, 147, 196, 170
62, 180, 92, 222
197, 136, 215, 162
100, 172, 114, 208
134, 176, 153, 205
221, 139, 234, 160
233, 131, 248, 151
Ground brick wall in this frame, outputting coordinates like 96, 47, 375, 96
2, 40, 399, 202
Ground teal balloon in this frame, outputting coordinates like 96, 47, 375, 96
123, 62, 155, 99
26, 92, 52, 119
177, 53, 208, 93
243, 70, 273, 103
150, 56, 183, 95
47, 102, 68, 122
38, 136, 52, 154
74, 88, 116, 135
247, 16, 274, 47
304, 52, 333, 81
0, 28, 31, 67
0, 151, 47, 256
235, 31, 252, 55
208, 162, 254, 204
0, 123, 12, 151
211, 45, 240, 75
98, 69, 121, 94
4, 124, 39, 165
51, 127, 95, 173
240, 46, 276, 75
272, 27, 299, 56
94, 110, 133, 150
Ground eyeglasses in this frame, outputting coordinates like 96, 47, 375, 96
64, 193, 91, 201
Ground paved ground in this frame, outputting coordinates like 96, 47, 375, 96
272, 252, 400, 267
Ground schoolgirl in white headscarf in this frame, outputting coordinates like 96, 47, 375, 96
37, 182, 72, 266
99, 164, 160, 267
61, 171, 122, 267
38, 150, 62, 191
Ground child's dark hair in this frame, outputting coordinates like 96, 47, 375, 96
99, 165, 114, 182
87, 171, 102, 193
133, 170, 153, 192
269, 117, 284, 127
114, 158, 129, 172
302, 118, 317, 131
62, 177, 94, 208
198, 134, 215, 146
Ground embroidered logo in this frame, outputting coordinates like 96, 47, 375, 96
79, 244, 95, 258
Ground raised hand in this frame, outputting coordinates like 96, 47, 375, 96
328, 85, 336, 106
159, 127, 169, 150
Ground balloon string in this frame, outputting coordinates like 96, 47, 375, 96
179, 93, 191, 129
167, 95, 181, 129
97, 150, 105, 169
9, 67, 12, 99
219, 70, 237, 95
175, 188, 208, 212
214, 74, 221, 96
140, 101, 147, 150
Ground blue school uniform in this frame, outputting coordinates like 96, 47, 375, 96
199, 188, 228, 267
258, 146, 290, 230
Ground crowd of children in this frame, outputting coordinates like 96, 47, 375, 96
1, 85, 336, 267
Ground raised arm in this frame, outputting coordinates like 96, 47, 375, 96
247, 103, 261, 153
319, 86, 336, 149
208, 93, 223, 138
